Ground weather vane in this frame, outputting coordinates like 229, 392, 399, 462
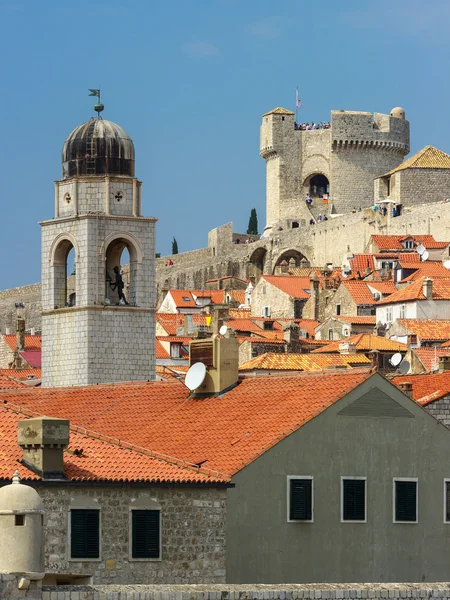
88, 88, 104, 119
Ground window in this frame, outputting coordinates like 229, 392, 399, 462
336, 304, 341, 316
399, 304, 406, 319
287, 477, 313, 522
262, 285, 267, 295
386, 306, 393, 323
15, 514, 25, 526
263, 306, 271, 317
444, 480, 450, 523
170, 343, 181, 359
328, 329, 334, 341
393, 479, 418, 523
131, 510, 160, 559
70, 509, 100, 559
341, 478, 366, 522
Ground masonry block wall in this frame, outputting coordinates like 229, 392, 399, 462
424, 396, 450, 427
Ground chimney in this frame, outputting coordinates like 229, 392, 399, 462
212, 304, 229, 335
184, 314, 193, 335
423, 277, 433, 300
398, 381, 413, 398
283, 321, 300, 352
189, 330, 239, 396
18, 417, 69, 479
439, 355, 450, 373
16, 316, 25, 352
310, 273, 320, 321
338, 342, 357, 354
30, 327, 36, 336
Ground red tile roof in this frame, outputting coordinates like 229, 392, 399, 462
262, 276, 311, 299
412, 348, 450, 373
169, 290, 197, 308
0, 372, 373, 475
334, 316, 376, 325
20, 350, 41, 368
392, 372, 450, 404
3, 335, 41, 351
156, 340, 170, 359
0, 374, 28, 389
377, 277, 450, 304
312, 334, 407, 354
0, 368, 41, 382
156, 314, 210, 335
348, 254, 375, 274
400, 262, 450, 282
0, 404, 228, 484
342, 280, 395, 305
396, 319, 450, 341
370, 235, 446, 251
239, 352, 371, 372
229, 308, 251, 319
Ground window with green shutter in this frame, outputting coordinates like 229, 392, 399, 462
289, 478, 313, 521
445, 481, 450, 522
132, 510, 160, 558
342, 478, 366, 521
70, 509, 100, 559
394, 480, 417, 522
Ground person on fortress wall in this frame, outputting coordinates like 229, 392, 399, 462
306, 194, 313, 206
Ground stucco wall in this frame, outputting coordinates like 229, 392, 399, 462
227, 375, 450, 583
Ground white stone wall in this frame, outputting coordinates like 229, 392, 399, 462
377, 300, 450, 328
251, 279, 294, 319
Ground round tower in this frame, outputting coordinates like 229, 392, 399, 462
41, 101, 156, 387
0, 472, 45, 579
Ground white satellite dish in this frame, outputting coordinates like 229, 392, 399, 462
416, 244, 425, 256
421, 250, 429, 261
444, 260, 450, 269
185, 362, 207, 391
219, 324, 228, 336
390, 353, 402, 367
342, 272, 348, 279
398, 360, 410, 374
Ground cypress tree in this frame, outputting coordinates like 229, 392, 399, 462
172, 237, 179, 255
247, 208, 258, 235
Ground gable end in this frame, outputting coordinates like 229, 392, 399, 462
338, 387, 414, 418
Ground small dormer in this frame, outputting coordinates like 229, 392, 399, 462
401, 237, 415, 250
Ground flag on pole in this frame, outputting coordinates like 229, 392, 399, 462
296, 87, 302, 109
88, 89, 100, 98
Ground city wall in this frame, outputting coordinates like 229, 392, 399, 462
1, 201, 450, 332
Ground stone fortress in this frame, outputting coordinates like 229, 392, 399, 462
2, 103, 450, 333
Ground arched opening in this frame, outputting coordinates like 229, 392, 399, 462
249, 247, 267, 283
273, 249, 309, 273
52, 239, 77, 309
105, 238, 137, 306
306, 173, 329, 198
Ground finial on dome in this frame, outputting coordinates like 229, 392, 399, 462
12, 470, 20, 484
88, 87, 104, 119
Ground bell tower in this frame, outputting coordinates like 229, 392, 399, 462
41, 100, 156, 387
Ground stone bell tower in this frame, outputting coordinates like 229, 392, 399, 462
41, 100, 156, 387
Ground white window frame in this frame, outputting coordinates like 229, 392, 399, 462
399, 304, 406, 319
386, 306, 393, 323
340, 476, 367, 523
443, 479, 450, 524
287, 475, 314, 523
393, 477, 418, 524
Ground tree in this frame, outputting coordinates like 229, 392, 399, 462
172, 237, 179, 255
247, 208, 258, 235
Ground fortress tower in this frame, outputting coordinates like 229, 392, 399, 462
41, 106, 156, 387
260, 106, 410, 233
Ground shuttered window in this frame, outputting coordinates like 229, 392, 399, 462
70, 509, 100, 559
289, 478, 312, 521
446, 481, 450, 522
342, 479, 366, 521
395, 480, 417, 522
132, 510, 160, 558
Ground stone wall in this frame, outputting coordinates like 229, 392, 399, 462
424, 395, 450, 427
35, 484, 227, 585
393, 169, 450, 207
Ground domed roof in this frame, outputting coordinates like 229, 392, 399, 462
390, 107, 406, 119
0, 473, 44, 513
62, 118, 135, 179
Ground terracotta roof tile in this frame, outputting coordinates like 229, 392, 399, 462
349, 254, 375, 274
385, 146, 450, 176
156, 340, 170, 359
156, 314, 209, 335
334, 315, 376, 325
412, 348, 450, 373
0, 368, 41, 382
0, 372, 373, 475
397, 319, 450, 341
370, 235, 444, 251
262, 107, 295, 116
169, 290, 197, 308
342, 280, 395, 305
262, 276, 311, 299
400, 262, 450, 282
239, 352, 371, 372
392, 372, 450, 404
229, 308, 251, 319
3, 335, 41, 351
312, 333, 407, 354
377, 277, 450, 304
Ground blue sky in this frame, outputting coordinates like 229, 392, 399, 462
0, 0, 449, 288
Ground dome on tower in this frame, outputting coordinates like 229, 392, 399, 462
390, 107, 405, 119
62, 118, 135, 179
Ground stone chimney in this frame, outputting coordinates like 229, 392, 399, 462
189, 330, 239, 396
212, 304, 230, 335
310, 273, 320, 321
423, 277, 433, 300
338, 342, 357, 354
16, 317, 25, 352
283, 322, 300, 353
18, 417, 69, 479
439, 355, 450, 373
398, 381, 413, 398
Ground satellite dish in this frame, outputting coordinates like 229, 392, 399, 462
342, 272, 348, 279
421, 250, 429, 261
219, 324, 228, 336
444, 260, 450, 269
185, 362, 207, 391
390, 353, 402, 367
416, 244, 425, 256
398, 360, 410, 374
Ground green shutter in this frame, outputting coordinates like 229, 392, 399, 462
132, 510, 160, 558
395, 481, 417, 522
71, 510, 100, 559
446, 482, 450, 522
343, 479, 365, 521
290, 479, 312, 521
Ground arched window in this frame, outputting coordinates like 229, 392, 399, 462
104, 236, 141, 306
50, 237, 77, 309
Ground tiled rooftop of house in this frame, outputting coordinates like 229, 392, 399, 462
385, 145, 450, 175
412, 348, 450, 373
3, 334, 41, 351
0, 371, 373, 475
0, 368, 41, 381
342, 280, 395, 305
348, 254, 375, 273
396, 319, 450, 341
239, 352, 371, 372
0, 404, 229, 484
399, 262, 450, 282
156, 313, 210, 335
334, 315, 376, 325
377, 277, 450, 304
262, 276, 312, 299
312, 333, 408, 354
392, 372, 450, 404
370, 234, 446, 251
